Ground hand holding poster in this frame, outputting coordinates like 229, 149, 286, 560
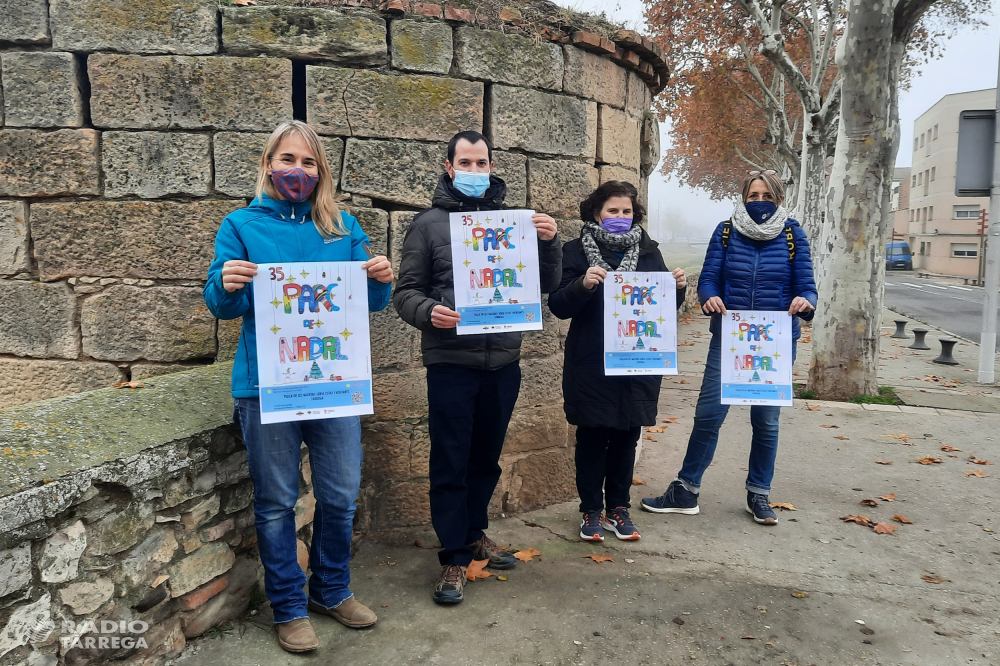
252, 261, 373, 424
603, 272, 678, 375
720, 310, 793, 406
449, 209, 543, 335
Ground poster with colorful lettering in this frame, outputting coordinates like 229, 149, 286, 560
449, 209, 543, 335
603, 272, 678, 376
720, 310, 794, 406
252, 261, 373, 424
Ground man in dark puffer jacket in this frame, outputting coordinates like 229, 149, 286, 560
393, 131, 562, 604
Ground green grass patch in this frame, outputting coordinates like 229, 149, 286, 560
849, 386, 902, 405
794, 384, 817, 400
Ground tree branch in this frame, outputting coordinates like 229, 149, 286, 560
811, 0, 843, 89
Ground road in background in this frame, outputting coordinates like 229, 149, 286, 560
884, 270, 1000, 348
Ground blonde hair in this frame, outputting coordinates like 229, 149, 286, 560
255, 121, 346, 238
741, 172, 786, 206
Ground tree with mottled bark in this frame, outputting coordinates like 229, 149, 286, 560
809, 0, 989, 400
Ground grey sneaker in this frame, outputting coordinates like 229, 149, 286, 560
433, 565, 466, 605
469, 535, 517, 570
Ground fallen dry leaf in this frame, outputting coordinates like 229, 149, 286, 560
834, 436, 850, 440
806, 404, 820, 411
662, 417, 679, 424
877, 493, 895, 501
859, 499, 879, 507
860, 626, 875, 635
821, 424, 839, 429
875, 460, 893, 465
873, 522, 897, 535
769, 502, 797, 511
466, 559, 493, 581
112, 381, 146, 389
893, 515, 914, 524
969, 456, 993, 465
886, 433, 911, 441
643, 435, 654, 441
791, 591, 808, 598
647, 426, 667, 433
941, 445, 962, 452
672, 617, 685, 625
741, 635, 755, 640
233, 0, 257, 5
514, 547, 542, 562
632, 477, 646, 486
841, 514, 873, 527
965, 469, 988, 477
914, 456, 943, 465
921, 574, 946, 584
584, 554, 615, 563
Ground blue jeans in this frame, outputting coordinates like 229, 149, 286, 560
234, 398, 362, 624
677, 335, 797, 496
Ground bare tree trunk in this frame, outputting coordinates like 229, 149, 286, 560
808, 0, 897, 400
796, 119, 829, 240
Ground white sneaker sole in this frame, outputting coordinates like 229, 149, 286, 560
602, 520, 641, 540
640, 501, 700, 515
579, 530, 604, 542
746, 506, 778, 524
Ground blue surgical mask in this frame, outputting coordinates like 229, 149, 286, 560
600, 217, 633, 234
453, 169, 491, 198
745, 201, 778, 224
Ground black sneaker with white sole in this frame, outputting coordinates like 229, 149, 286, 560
641, 480, 700, 514
746, 492, 778, 525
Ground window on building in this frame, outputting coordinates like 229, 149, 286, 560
931, 167, 936, 181
918, 172, 923, 185
926, 133, 931, 156
952, 243, 978, 257
922, 207, 928, 222
955, 205, 981, 219
924, 170, 930, 195
920, 134, 925, 148
919, 242, 926, 255
929, 206, 933, 221
934, 124, 939, 139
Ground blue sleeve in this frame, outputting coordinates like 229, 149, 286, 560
204, 216, 252, 320
346, 213, 391, 312
697, 222, 727, 304
791, 225, 818, 321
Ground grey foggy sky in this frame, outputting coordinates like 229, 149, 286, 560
555, 0, 1000, 239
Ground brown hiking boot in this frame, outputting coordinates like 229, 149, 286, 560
308, 597, 377, 628
469, 535, 517, 570
433, 564, 466, 604
275, 618, 318, 652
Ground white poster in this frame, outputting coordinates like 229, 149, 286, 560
449, 209, 543, 335
252, 261, 373, 424
720, 310, 794, 406
603, 272, 678, 375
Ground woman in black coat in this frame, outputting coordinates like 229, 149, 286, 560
548, 181, 687, 542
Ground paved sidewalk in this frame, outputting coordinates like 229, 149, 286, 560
172, 312, 1000, 666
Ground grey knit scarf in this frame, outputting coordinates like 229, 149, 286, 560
731, 201, 789, 241
581, 221, 643, 272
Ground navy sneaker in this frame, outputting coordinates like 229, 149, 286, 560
746, 492, 778, 525
579, 510, 604, 542
603, 507, 641, 541
641, 480, 700, 514
469, 535, 517, 569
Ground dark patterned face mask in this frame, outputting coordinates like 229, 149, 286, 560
271, 168, 319, 203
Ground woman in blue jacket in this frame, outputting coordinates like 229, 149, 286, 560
641, 171, 816, 526
204, 121, 392, 652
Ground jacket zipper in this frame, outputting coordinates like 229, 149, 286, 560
750, 239, 759, 310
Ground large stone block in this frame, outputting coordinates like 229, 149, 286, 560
1, 52, 83, 127
308, 67, 483, 142
85, 502, 155, 556
214, 133, 343, 198
390, 19, 452, 75
527, 158, 598, 219
489, 86, 595, 158
625, 70, 652, 118
504, 403, 568, 454
81, 286, 217, 362
493, 151, 527, 208
0, 358, 124, 406
599, 164, 640, 186
510, 447, 576, 513
0, 544, 31, 597
39, 520, 87, 583
0, 0, 49, 44
350, 206, 388, 259
166, 542, 235, 597
60, 577, 113, 614
454, 27, 563, 91
519, 296, 560, 357
103, 132, 212, 198
341, 139, 446, 208
222, 7, 386, 65
640, 111, 661, 177
373, 369, 428, 420
0, 201, 29, 274
216, 317, 243, 363
563, 46, 628, 108
372, 481, 430, 528
389, 210, 416, 275
516, 355, 564, 408
361, 421, 412, 482
50, 0, 217, 54
31, 200, 242, 281
0, 280, 76, 359
369, 306, 421, 372
0, 129, 99, 196
597, 105, 641, 171
89, 55, 292, 130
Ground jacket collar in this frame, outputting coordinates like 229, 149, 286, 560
251, 191, 313, 221
430, 173, 508, 211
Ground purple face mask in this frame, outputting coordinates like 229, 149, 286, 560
271, 168, 319, 203
600, 216, 633, 234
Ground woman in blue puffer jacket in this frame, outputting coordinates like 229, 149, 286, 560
641, 171, 817, 525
